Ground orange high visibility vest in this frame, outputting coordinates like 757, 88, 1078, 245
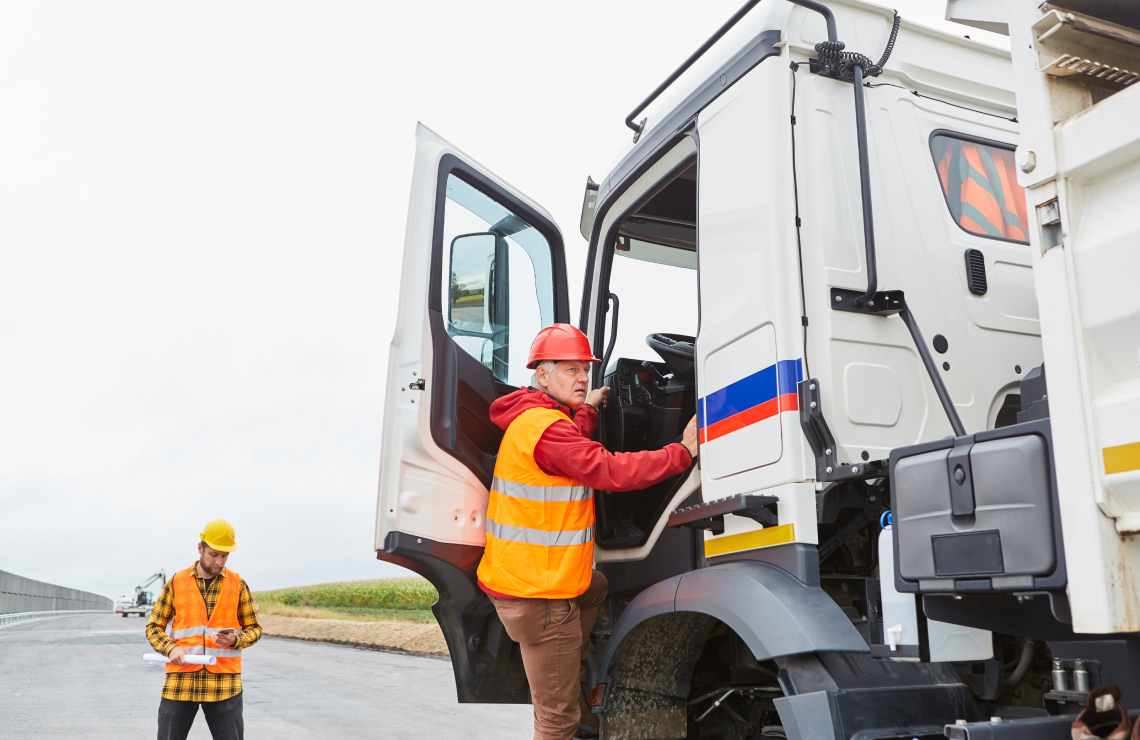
477, 407, 595, 599
166, 566, 243, 674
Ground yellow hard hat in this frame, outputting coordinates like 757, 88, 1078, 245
200, 519, 236, 552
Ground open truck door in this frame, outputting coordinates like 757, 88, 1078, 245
375, 124, 570, 703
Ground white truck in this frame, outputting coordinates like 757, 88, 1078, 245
376, 0, 1140, 737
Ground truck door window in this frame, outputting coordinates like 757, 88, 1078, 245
931, 133, 1028, 244
441, 174, 555, 387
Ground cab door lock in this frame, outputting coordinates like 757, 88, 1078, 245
409, 379, 425, 391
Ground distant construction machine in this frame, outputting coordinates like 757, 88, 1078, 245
122, 571, 165, 618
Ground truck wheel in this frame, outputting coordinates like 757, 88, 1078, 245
121, 613, 127, 617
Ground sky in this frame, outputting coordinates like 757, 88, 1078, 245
0, 0, 1006, 600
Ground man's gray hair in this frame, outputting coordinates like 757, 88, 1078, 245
530, 360, 558, 387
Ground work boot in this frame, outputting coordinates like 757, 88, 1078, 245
577, 682, 599, 738
1072, 685, 1131, 740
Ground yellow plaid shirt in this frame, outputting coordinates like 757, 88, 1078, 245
145, 563, 262, 702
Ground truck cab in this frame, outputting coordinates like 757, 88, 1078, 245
376, 0, 1140, 737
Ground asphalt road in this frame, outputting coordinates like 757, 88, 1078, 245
0, 613, 533, 739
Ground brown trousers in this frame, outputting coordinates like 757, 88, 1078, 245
491, 570, 608, 740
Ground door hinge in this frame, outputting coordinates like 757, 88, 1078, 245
409, 379, 426, 391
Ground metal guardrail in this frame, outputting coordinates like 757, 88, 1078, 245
0, 609, 113, 628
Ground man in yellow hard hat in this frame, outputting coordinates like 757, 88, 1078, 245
146, 519, 261, 740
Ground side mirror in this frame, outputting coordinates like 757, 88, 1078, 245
579, 176, 599, 241
448, 232, 498, 335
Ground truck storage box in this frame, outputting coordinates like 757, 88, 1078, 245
889, 419, 1066, 593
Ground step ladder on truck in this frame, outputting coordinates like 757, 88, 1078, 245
375, 0, 1140, 737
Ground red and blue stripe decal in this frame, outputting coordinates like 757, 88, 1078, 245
699, 359, 802, 444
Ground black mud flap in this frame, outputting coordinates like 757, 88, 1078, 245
379, 531, 529, 704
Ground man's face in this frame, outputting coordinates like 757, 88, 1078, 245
537, 360, 591, 410
198, 543, 230, 577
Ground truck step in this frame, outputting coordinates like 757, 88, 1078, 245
667, 493, 779, 533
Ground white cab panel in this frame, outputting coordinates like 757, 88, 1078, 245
696, 52, 811, 510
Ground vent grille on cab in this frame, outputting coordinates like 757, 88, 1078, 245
965, 248, 987, 295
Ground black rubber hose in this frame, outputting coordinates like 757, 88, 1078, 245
1006, 639, 1037, 689
874, 12, 901, 72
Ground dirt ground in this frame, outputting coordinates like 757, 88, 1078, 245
259, 614, 449, 656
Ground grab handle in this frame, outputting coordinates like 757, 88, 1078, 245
599, 293, 620, 376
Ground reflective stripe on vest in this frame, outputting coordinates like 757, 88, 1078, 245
168, 625, 240, 640
476, 407, 595, 599
166, 566, 243, 674
491, 477, 592, 504
485, 517, 595, 547
180, 645, 243, 657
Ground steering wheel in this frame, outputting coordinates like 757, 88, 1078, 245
646, 333, 695, 359
645, 333, 696, 379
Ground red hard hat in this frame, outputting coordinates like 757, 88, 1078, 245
526, 324, 600, 369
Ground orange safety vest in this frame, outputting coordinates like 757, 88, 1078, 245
476, 407, 595, 599
935, 138, 1028, 243
166, 566, 243, 674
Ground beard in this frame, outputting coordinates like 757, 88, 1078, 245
200, 559, 224, 577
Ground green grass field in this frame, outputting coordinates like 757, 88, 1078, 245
254, 578, 438, 624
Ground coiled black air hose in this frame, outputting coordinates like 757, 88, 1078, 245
814, 10, 901, 82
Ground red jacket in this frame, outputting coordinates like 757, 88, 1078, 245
489, 387, 693, 492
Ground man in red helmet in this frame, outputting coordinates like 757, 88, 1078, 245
476, 323, 698, 740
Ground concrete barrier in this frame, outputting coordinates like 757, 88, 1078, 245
0, 570, 112, 613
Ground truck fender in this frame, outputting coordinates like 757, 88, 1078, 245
599, 560, 868, 679
594, 560, 868, 738
673, 560, 869, 659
